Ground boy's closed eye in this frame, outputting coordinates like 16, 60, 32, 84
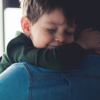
47, 29, 57, 33
47, 28, 73, 35
65, 30, 73, 36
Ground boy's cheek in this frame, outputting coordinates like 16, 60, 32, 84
65, 36, 74, 44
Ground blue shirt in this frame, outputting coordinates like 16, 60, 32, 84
0, 53, 100, 100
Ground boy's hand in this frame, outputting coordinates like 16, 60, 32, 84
75, 28, 100, 50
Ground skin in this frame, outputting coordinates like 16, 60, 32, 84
21, 9, 76, 49
75, 26, 100, 54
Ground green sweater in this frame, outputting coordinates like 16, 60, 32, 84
0, 31, 87, 73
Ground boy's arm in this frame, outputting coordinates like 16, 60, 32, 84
10, 29, 100, 71
0, 53, 12, 73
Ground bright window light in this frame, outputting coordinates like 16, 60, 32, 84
4, 8, 22, 50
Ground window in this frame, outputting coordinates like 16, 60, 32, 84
3, 0, 20, 52
4, 8, 22, 49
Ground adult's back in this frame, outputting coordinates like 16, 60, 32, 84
0, 52, 100, 100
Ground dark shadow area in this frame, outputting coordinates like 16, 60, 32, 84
3, 0, 20, 10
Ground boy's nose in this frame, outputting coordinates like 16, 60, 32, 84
55, 33, 65, 43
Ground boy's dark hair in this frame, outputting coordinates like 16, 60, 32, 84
19, 0, 82, 26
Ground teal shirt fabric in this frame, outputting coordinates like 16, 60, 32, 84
0, 31, 87, 73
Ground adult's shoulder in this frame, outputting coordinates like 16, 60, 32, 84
0, 62, 30, 100
77, 52, 100, 74
0, 62, 30, 80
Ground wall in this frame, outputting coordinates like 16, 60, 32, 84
0, 0, 3, 56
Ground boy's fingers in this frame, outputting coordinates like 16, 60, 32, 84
82, 28, 92, 33
92, 31, 100, 35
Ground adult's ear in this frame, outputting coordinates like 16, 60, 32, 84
21, 16, 31, 36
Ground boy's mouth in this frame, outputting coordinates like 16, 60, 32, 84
48, 45, 60, 49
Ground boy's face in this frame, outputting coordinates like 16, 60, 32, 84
29, 9, 76, 49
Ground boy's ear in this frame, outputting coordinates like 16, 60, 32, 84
21, 16, 31, 36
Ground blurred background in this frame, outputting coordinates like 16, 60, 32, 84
0, 0, 22, 56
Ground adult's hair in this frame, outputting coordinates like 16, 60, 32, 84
19, 0, 82, 25
74, 0, 100, 40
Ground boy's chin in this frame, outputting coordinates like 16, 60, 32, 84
46, 47, 56, 50
46, 46, 58, 50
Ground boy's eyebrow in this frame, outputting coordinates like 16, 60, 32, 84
46, 21, 65, 25
46, 21, 76, 28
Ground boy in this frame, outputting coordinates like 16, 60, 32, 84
0, 0, 100, 73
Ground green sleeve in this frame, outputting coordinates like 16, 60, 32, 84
8, 42, 87, 71
0, 53, 12, 73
